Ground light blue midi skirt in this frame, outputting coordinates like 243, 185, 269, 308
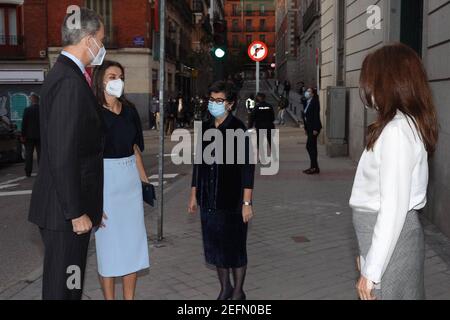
95, 155, 150, 277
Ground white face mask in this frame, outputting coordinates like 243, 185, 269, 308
105, 79, 124, 98
88, 38, 106, 66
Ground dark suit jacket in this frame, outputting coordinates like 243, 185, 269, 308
28, 54, 105, 231
22, 104, 40, 140
249, 101, 275, 129
302, 97, 322, 133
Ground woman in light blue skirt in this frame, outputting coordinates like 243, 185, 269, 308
93, 61, 150, 300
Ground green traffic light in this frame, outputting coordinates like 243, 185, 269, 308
214, 48, 226, 59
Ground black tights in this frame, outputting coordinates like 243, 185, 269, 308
216, 266, 247, 300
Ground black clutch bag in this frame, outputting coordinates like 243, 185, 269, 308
142, 181, 156, 206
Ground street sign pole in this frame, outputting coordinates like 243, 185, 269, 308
248, 41, 268, 94
157, 0, 166, 242
256, 61, 260, 94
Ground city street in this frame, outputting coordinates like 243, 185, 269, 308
1, 82, 450, 300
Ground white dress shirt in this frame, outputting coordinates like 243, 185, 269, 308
349, 110, 428, 284
61, 50, 86, 74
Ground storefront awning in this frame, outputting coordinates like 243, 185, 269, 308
1, 0, 24, 5
0, 70, 45, 84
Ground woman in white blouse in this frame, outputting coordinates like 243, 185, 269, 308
349, 43, 439, 300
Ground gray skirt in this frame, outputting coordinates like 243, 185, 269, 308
353, 209, 425, 300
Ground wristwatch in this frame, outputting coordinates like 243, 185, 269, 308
243, 201, 253, 206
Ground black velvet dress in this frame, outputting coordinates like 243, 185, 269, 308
192, 114, 255, 268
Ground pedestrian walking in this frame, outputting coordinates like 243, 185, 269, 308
188, 81, 255, 301
283, 80, 291, 99
245, 94, 256, 114
149, 95, 159, 130
249, 92, 275, 150
28, 8, 106, 300
350, 43, 439, 300
298, 81, 306, 96
301, 87, 322, 174
277, 94, 288, 126
165, 97, 177, 136
21, 92, 40, 177
176, 94, 185, 128
154, 99, 161, 131
92, 60, 150, 300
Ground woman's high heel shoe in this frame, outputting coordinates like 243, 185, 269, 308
231, 292, 247, 300
217, 287, 234, 300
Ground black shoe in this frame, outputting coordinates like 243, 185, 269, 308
217, 287, 234, 300
231, 292, 247, 300
306, 168, 320, 175
303, 168, 312, 174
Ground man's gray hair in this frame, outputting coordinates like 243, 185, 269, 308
61, 7, 103, 47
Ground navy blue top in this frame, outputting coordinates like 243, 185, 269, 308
102, 103, 144, 159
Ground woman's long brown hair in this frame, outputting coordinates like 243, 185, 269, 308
360, 43, 439, 154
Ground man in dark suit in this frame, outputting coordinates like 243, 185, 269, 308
28, 7, 106, 300
22, 93, 41, 177
301, 87, 322, 174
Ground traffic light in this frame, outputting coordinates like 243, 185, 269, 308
212, 20, 227, 60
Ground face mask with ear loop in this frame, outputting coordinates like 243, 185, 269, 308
88, 37, 106, 66
105, 79, 124, 98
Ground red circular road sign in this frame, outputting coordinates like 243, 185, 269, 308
248, 41, 268, 62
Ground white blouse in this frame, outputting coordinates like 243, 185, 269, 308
349, 111, 429, 284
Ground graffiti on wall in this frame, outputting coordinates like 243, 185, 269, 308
0, 88, 39, 131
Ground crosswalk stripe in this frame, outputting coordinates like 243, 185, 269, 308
150, 181, 167, 187
0, 184, 19, 190
148, 174, 179, 180
0, 190, 32, 196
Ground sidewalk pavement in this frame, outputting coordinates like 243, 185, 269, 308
3, 124, 450, 300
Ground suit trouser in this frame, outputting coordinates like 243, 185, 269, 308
39, 228, 91, 300
25, 139, 40, 176
306, 132, 318, 169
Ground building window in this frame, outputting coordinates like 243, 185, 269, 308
232, 4, 240, 16
260, 4, 266, 15
0, 6, 20, 46
245, 19, 252, 31
86, 0, 114, 47
232, 35, 239, 47
232, 19, 239, 31
246, 35, 252, 44
260, 19, 266, 31
0, 8, 6, 45
337, 0, 345, 86
259, 34, 266, 43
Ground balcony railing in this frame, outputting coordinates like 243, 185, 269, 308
245, 26, 254, 32
231, 27, 242, 32
0, 35, 26, 59
259, 10, 275, 16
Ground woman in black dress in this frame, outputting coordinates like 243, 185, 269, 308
188, 81, 255, 300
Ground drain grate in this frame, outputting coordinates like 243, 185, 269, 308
292, 236, 310, 243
